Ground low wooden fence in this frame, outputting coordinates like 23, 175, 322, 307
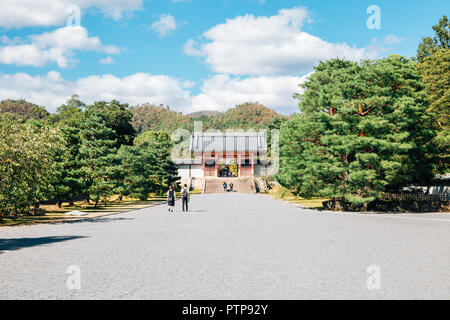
380, 193, 448, 202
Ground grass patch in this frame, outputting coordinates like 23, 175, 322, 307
267, 185, 329, 209
289, 198, 329, 209
1, 198, 165, 227
187, 189, 203, 195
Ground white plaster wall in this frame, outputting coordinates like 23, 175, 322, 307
191, 165, 204, 178
178, 165, 190, 178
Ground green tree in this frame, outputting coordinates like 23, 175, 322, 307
78, 115, 118, 207
0, 115, 64, 219
215, 102, 283, 130
0, 99, 49, 120
52, 94, 85, 123
417, 16, 449, 63
114, 146, 156, 201
52, 98, 86, 207
277, 57, 439, 204
135, 131, 179, 194
417, 49, 449, 167
131, 104, 193, 133
416, 16, 449, 170
130, 103, 284, 133
86, 100, 136, 147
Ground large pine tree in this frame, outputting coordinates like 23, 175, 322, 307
114, 145, 157, 201
135, 131, 179, 194
78, 115, 118, 206
277, 56, 439, 204
52, 96, 86, 207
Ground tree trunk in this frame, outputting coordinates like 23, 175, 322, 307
118, 195, 123, 202
57, 200, 63, 208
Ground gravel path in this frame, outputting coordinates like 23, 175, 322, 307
1, 194, 449, 300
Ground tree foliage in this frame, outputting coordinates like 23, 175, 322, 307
0, 115, 65, 218
52, 97, 86, 207
131, 102, 285, 133
131, 104, 193, 133
416, 16, 450, 170
417, 49, 450, 152
0, 99, 49, 120
78, 115, 118, 206
214, 102, 283, 130
86, 100, 136, 147
0, 96, 182, 216
115, 146, 156, 200
277, 57, 440, 204
416, 15, 449, 63
135, 131, 179, 194
52, 94, 85, 123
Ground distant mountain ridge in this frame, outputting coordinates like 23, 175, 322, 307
131, 102, 285, 133
0, 99, 286, 132
0, 99, 49, 120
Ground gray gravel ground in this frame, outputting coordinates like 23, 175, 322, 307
1, 193, 449, 300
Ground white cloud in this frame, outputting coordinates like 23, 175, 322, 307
365, 34, 406, 56
383, 34, 405, 45
0, 35, 22, 45
0, 71, 308, 114
0, 71, 193, 113
151, 14, 177, 38
0, 72, 75, 109
0, 0, 143, 28
0, 26, 120, 68
99, 56, 114, 64
183, 39, 204, 56
191, 74, 309, 113
184, 7, 376, 76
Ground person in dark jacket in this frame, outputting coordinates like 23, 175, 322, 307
223, 182, 227, 192
167, 185, 176, 212
181, 184, 189, 212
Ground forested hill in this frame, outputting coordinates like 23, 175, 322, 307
130, 104, 193, 133
131, 102, 285, 133
0, 99, 50, 120
0, 99, 285, 132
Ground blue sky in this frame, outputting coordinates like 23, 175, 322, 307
0, 0, 448, 114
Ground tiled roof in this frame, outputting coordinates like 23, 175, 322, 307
190, 132, 267, 153
173, 159, 202, 165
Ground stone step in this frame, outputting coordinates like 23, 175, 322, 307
204, 178, 255, 194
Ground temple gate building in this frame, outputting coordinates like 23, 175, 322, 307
176, 132, 270, 179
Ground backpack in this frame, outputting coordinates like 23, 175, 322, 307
182, 188, 189, 198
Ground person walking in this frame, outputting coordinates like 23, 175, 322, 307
223, 181, 227, 192
229, 182, 234, 192
181, 184, 190, 212
167, 185, 176, 212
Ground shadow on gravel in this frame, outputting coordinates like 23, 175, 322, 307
0, 236, 87, 254
57, 217, 136, 225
